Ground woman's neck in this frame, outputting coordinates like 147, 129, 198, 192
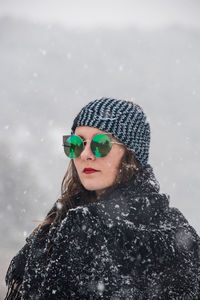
95, 189, 107, 200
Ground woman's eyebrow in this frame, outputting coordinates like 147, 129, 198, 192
77, 135, 90, 141
77, 133, 102, 140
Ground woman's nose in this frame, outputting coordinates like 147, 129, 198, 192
80, 142, 95, 161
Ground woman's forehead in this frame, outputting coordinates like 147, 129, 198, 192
74, 126, 107, 137
74, 126, 120, 143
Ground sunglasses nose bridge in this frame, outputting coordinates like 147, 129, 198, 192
80, 139, 95, 160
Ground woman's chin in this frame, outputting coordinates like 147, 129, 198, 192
81, 180, 109, 192
83, 183, 104, 191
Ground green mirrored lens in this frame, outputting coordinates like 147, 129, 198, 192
91, 134, 112, 157
64, 135, 83, 158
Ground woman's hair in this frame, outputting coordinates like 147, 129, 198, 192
40, 147, 142, 230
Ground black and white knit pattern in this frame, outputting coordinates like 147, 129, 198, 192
71, 97, 150, 167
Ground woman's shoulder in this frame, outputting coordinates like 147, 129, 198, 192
161, 205, 200, 248
5, 243, 29, 300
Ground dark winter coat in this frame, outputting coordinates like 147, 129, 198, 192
5, 165, 200, 300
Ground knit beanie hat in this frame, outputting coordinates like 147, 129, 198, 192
71, 97, 150, 168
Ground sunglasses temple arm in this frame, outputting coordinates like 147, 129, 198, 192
111, 142, 124, 146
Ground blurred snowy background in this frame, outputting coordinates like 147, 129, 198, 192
0, 0, 200, 296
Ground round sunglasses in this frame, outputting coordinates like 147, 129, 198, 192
62, 133, 123, 159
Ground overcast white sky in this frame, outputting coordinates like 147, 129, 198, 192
0, 0, 200, 29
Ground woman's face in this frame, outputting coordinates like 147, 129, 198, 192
73, 126, 125, 193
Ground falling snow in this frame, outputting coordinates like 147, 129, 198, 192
5, 165, 200, 299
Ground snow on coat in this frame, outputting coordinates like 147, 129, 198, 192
5, 164, 200, 299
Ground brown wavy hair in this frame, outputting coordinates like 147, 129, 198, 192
40, 147, 141, 231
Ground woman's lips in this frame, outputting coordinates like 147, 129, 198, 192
83, 168, 99, 174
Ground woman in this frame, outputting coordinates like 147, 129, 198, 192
5, 97, 200, 299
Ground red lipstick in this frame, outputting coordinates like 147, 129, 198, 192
83, 168, 99, 174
